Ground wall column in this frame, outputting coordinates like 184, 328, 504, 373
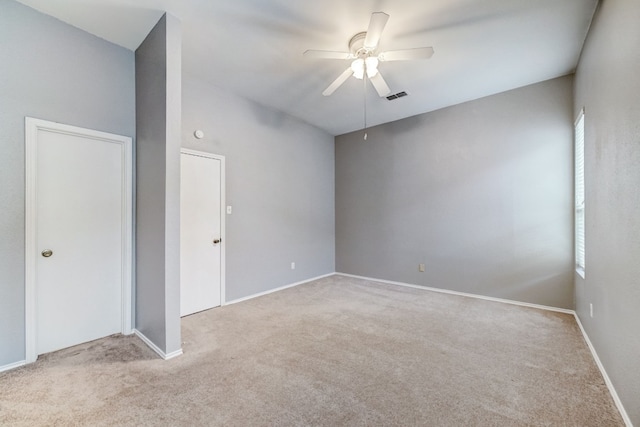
135, 13, 182, 358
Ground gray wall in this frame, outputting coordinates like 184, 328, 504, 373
574, 0, 640, 423
135, 14, 182, 355
336, 76, 574, 309
182, 76, 335, 302
0, 0, 135, 367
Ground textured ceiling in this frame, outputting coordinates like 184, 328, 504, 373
16, 0, 597, 135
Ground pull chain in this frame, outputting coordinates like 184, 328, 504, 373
363, 70, 368, 140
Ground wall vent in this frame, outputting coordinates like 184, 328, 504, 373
386, 91, 408, 101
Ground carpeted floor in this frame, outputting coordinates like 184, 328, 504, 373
0, 275, 625, 426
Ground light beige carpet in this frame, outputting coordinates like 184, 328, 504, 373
0, 275, 624, 426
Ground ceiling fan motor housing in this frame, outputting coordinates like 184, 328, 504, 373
349, 32, 372, 58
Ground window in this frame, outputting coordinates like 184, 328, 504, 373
575, 110, 585, 276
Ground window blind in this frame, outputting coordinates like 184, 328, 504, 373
575, 111, 585, 271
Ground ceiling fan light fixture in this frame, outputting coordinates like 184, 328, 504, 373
365, 57, 379, 78
351, 58, 365, 79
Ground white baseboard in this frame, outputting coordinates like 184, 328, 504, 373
134, 329, 183, 361
573, 314, 633, 427
0, 360, 26, 373
224, 272, 335, 306
163, 348, 183, 360
336, 272, 574, 314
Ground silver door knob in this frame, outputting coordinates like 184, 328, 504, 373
213, 238, 221, 244
41, 249, 53, 257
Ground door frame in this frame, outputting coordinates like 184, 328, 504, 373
180, 148, 226, 306
24, 117, 133, 363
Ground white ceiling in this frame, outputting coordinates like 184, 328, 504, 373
16, 0, 597, 136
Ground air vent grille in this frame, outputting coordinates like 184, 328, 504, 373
386, 91, 408, 101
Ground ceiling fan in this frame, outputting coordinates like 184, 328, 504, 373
304, 12, 434, 97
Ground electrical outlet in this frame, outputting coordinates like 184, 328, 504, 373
590, 303, 593, 318
291, 262, 295, 270
419, 263, 425, 272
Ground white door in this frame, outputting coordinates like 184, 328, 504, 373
25, 118, 132, 360
180, 150, 224, 316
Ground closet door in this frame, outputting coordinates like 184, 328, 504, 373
26, 118, 133, 360
180, 151, 223, 316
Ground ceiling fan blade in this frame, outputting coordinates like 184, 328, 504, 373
304, 50, 352, 60
323, 67, 354, 96
369, 71, 391, 97
378, 47, 435, 62
363, 12, 389, 49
